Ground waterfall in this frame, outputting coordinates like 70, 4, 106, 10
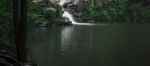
59, 0, 78, 24
59, 0, 97, 25
63, 11, 78, 24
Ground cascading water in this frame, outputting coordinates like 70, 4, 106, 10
59, 0, 78, 24
59, 0, 97, 25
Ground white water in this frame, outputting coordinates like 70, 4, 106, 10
59, 0, 97, 25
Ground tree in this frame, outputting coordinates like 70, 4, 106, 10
13, 0, 28, 63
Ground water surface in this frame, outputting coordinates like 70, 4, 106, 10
28, 24, 150, 66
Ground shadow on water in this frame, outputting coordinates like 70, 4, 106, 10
27, 24, 150, 66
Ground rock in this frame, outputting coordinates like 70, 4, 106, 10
24, 63, 38, 66
59, 0, 91, 23
63, 21, 72, 25
0, 53, 23, 66
35, 20, 72, 27
37, 21, 55, 27
0, 57, 12, 66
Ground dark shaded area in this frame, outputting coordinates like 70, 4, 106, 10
0, 0, 150, 66
0, 0, 28, 65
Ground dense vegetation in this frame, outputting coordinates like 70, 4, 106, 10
0, 0, 13, 40
28, 0, 63, 27
85, 0, 150, 22
0, 0, 150, 40
0, 0, 62, 41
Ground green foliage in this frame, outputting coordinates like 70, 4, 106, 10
28, 1, 45, 24
85, 0, 150, 22
28, 0, 63, 26
0, 0, 13, 39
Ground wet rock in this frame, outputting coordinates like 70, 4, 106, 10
60, 0, 91, 23
62, 21, 72, 25
35, 20, 72, 27
24, 63, 38, 66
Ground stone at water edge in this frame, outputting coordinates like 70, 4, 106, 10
24, 63, 38, 66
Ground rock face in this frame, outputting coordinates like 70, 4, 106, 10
71, 0, 91, 22
35, 19, 72, 27
48, 0, 95, 23
58, 0, 91, 23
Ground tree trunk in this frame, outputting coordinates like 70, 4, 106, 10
13, 0, 28, 63
13, 0, 20, 30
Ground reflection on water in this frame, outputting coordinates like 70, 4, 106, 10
61, 26, 74, 52
28, 24, 150, 66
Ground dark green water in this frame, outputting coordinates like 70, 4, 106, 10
28, 24, 150, 66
